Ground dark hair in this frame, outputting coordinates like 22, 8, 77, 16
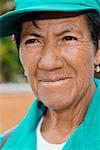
85, 12, 100, 50
15, 11, 100, 50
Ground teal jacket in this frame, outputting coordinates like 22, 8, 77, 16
0, 78, 100, 150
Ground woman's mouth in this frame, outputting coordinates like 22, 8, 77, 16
38, 77, 71, 85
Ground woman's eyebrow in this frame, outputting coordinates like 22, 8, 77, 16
56, 29, 71, 37
29, 33, 43, 38
56, 27, 83, 37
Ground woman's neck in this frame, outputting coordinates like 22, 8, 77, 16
41, 82, 96, 144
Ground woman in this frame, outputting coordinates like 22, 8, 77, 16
0, 0, 100, 149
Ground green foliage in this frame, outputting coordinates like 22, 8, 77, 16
0, 0, 15, 15
0, 37, 25, 82
0, 0, 26, 83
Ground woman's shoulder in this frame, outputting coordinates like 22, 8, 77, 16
0, 127, 15, 149
94, 78, 100, 88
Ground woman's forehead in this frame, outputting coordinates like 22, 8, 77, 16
21, 14, 89, 36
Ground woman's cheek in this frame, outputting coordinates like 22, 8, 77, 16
20, 46, 41, 73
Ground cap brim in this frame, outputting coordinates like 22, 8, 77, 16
0, 4, 97, 37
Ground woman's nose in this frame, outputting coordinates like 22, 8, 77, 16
38, 44, 64, 71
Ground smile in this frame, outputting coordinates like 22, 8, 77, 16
39, 77, 71, 85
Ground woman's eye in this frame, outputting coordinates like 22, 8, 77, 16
25, 39, 38, 45
63, 36, 77, 41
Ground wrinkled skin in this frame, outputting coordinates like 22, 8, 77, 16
18, 12, 100, 143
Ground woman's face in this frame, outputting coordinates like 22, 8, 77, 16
19, 13, 97, 110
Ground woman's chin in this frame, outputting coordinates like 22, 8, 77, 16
37, 80, 78, 110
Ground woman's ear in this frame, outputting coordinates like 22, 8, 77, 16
94, 50, 100, 66
94, 40, 100, 65
12, 35, 16, 45
94, 40, 100, 74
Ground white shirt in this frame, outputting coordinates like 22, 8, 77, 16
36, 117, 66, 150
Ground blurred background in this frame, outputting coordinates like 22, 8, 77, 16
0, 0, 100, 134
0, 0, 34, 133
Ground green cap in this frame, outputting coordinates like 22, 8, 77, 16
0, 0, 100, 37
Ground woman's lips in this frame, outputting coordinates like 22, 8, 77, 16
39, 77, 71, 85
